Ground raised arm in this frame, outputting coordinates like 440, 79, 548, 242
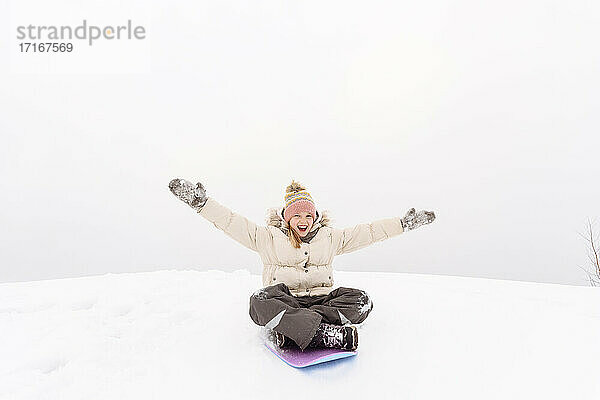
334, 208, 436, 255
334, 217, 404, 255
168, 178, 267, 252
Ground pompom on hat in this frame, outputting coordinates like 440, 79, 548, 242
283, 180, 317, 223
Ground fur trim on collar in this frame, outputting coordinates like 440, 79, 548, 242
265, 207, 331, 232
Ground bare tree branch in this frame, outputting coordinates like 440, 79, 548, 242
578, 218, 600, 287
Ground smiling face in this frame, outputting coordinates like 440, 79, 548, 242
289, 212, 314, 237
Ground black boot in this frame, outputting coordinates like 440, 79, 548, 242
267, 329, 293, 348
308, 323, 358, 351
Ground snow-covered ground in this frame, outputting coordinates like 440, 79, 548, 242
1, 270, 599, 399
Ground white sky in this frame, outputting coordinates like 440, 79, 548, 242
1, 0, 599, 285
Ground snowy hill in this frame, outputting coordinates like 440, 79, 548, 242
1, 270, 599, 400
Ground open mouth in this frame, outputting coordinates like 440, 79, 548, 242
297, 225, 308, 233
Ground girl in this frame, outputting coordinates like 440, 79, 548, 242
169, 178, 435, 351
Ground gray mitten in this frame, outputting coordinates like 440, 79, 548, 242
168, 178, 208, 211
400, 208, 436, 231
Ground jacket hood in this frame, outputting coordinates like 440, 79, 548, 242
266, 207, 331, 233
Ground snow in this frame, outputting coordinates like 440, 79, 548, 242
1, 269, 599, 399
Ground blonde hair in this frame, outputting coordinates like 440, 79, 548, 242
286, 221, 302, 249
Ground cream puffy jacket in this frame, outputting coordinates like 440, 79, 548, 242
198, 197, 405, 297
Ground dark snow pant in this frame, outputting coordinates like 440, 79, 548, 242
249, 283, 374, 350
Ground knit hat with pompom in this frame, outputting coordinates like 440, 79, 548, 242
283, 180, 317, 223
